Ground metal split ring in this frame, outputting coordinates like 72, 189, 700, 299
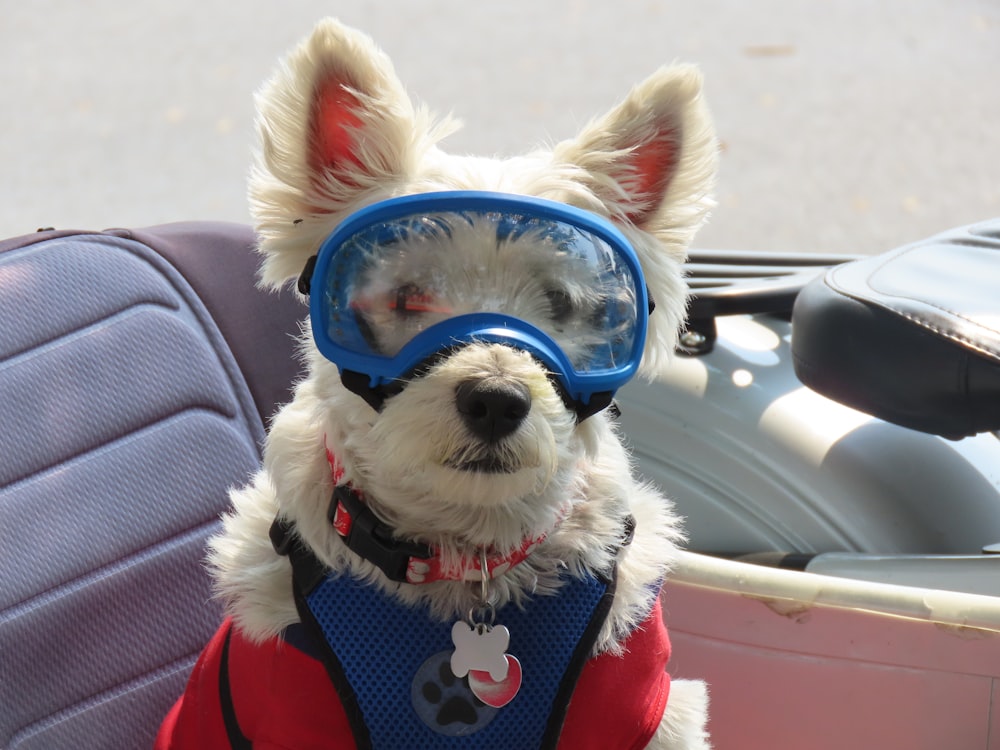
479, 547, 490, 604
467, 604, 497, 630
464, 547, 498, 628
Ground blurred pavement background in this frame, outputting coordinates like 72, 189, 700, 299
3, 1, 998, 255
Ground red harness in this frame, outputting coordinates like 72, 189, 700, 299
157, 602, 670, 750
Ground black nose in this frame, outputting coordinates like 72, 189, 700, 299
455, 379, 531, 442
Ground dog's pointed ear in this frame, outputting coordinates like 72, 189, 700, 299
554, 65, 718, 374
554, 64, 717, 234
250, 19, 452, 289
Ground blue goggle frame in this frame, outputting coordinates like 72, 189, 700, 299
304, 191, 649, 407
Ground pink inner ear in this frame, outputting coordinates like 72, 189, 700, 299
624, 136, 678, 227
309, 75, 365, 175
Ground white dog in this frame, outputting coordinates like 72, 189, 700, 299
157, 18, 717, 750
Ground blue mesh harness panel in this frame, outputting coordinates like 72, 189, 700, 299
294, 568, 614, 750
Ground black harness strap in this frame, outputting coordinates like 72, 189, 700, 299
270, 516, 373, 749
218, 625, 253, 750
540, 561, 619, 749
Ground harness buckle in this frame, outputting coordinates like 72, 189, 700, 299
331, 484, 433, 582
269, 517, 296, 556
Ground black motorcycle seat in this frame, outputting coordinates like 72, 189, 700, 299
791, 219, 1000, 438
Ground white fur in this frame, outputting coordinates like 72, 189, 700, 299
212, 17, 718, 749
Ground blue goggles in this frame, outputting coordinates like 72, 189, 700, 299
300, 191, 649, 412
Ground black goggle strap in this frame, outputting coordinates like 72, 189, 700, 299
298, 255, 318, 295
339, 369, 403, 413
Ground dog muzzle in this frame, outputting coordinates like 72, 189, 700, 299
298, 191, 651, 419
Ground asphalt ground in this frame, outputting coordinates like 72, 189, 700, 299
4, 1, 999, 255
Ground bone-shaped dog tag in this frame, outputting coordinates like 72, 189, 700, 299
450, 621, 510, 681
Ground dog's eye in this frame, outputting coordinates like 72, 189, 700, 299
545, 288, 574, 323
390, 284, 451, 316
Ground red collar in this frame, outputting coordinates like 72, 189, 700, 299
325, 446, 559, 585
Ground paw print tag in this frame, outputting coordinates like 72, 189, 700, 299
411, 650, 499, 735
